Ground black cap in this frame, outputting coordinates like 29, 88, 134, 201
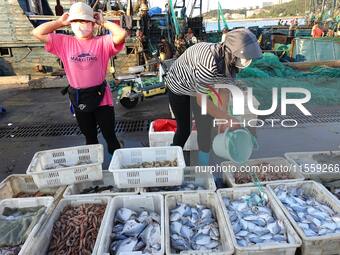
223, 28, 262, 59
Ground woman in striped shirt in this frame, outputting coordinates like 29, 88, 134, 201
165, 29, 262, 164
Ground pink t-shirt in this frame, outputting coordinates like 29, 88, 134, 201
45, 33, 124, 106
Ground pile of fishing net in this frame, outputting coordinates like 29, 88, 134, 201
237, 53, 340, 109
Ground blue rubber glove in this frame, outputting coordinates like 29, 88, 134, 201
198, 150, 210, 166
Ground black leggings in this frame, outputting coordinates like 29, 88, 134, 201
74, 106, 120, 154
168, 90, 213, 152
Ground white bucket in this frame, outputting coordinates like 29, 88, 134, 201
212, 128, 258, 163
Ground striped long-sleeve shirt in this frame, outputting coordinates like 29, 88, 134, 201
165, 42, 233, 96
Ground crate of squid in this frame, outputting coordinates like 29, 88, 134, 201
141, 167, 216, 194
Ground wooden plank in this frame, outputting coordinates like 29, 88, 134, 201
285, 60, 340, 70
0, 75, 30, 85
0, 41, 43, 46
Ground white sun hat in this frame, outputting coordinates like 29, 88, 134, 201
67, 2, 95, 22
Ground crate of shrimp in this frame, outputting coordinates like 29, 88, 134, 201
267, 181, 340, 255
0, 197, 54, 255
97, 194, 164, 255
149, 120, 198, 151
284, 150, 340, 182
24, 196, 111, 255
109, 146, 185, 188
26, 144, 104, 188
63, 171, 140, 198
0, 174, 66, 200
222, 157, 304, 188
165, 191, 234, 255
141, 166, 216, 194
217, 187, 302, 255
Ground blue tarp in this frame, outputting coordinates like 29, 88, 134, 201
148, 7, 162, 17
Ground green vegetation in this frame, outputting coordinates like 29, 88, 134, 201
255, 0, 306, 18
203, 0, 338, 19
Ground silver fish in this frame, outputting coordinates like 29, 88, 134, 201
116, 208, 136, 223
140, 223, 161, 248
121, 219, 147, 237
223, 192, 288, 247
116, 237, 138, 253
274, 185, 340, 237
112, 208, 162, 254
169, 203, 221, 252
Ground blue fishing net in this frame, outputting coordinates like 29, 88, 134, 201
237, 53, 340, 109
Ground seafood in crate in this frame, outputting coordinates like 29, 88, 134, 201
109, 146, 185, 188
272, 185, 340, 237
165, 192, 234, 255
96, 194, 164, 255
169, 203, 221, 251
63, 171, 138, 198
26, 145, 103, 188
46, 204, 106, 254
222, 192, 288, 246
267, 181, 340, 255
0, 174, 65, 200
222, 158, 304, 188
123, 159, 178, 169
146, 183, 204, 192
284, 150, 340, 182
24, 197, 110, 255
217, 188, 301, 255
0, 197, 53, 255
0, 206, 46, 255
143, 167, 216, 193
110, 208, 162, 254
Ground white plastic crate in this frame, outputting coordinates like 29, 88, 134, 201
284, 150, 340, 182
217, 188, 302, 255
97, 194, 164, 255
63, 170, 140, 198
165, 191, 234, 255
0, 197, 54, 255
222, 157, 305, 188
24, 196, 111, 255
109, 146, 185, 188
141, 166, 216, 194
0, 174, 66, 200
149, 120, 198, 151
267, 181, 340, 255
26, 144, 104, 188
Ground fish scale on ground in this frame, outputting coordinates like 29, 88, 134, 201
110, 207, 161, 254
169, 203, 221, 252
222, 192, 289, 247
274, 185, 340, 237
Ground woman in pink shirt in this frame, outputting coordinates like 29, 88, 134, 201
32, 2, 127, 156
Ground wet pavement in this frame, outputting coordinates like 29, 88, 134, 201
1, 84, 340, 182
